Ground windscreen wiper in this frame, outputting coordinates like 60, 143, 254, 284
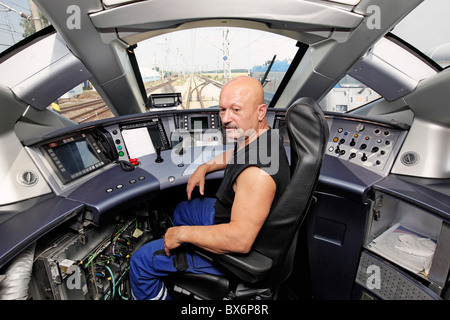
260, 55, 277, 87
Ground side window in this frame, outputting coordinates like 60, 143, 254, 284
49, 81, 113, 123
319, 75, 381, 113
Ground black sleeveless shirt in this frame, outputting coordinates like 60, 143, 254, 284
214, 129, 290, 224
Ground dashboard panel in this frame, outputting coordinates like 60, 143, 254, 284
324, 114, 408, 176
28, 109, 409, 198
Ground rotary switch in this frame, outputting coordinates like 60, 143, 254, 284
17, 170, 38, 186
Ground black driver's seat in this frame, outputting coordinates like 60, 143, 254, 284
165, 97, 329, 299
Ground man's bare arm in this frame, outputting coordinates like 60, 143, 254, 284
186, 148, 233, 200
166, 166, 276, 255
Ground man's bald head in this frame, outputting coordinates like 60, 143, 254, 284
220, 76, 265, 109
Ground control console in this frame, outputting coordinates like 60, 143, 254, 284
325, 116, 407, 175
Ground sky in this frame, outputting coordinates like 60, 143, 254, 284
0, 0, 33, 51
134, 27, 298, 74
1, 0, 449, 69
390, 0, 450, 58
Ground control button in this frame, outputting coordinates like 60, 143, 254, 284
356, 123, 365, 132
168, 176, 175, 183
337, 128, 343, 133
360, 144, 367, 150
328, 146, 334, 152
129, 179, 136, 184
106, 188, 114, 193
350, 153, 356, 159
371, 147, 379, 153
119, 151, 124, 156
361, 153, 367, 162
116, 184, 123, 189
115, 139, 121, 144
117, 145, 122, 150
138, 176, 145, 180
333, 137, 339, 142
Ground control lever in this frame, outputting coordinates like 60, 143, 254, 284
155, 146, 164, 163
178, 135, 185, 155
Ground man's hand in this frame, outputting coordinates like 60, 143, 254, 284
164, 227, 183, 256
186, 164, 208, 200
186, 150, 231, 200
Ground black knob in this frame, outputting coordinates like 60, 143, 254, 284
350, 139, 356, 147
155, 146, 164, 163
177, 136, 185, 155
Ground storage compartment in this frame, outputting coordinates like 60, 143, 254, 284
364, 191, 450, 297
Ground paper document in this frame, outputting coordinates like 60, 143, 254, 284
121, 128, 155, 159
368, 224, 437, 275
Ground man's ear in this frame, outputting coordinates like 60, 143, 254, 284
258, 104, 267, 121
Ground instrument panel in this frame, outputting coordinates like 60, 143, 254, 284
325, 115, 407, 176
31, 110, 408, 193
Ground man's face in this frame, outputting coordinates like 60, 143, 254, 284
219, 82, 262, 143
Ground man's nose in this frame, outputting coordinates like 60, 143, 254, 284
221, 109, 231, 123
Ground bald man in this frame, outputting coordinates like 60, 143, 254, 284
130, 76, 290, 300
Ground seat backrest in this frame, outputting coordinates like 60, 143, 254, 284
252, 97, 329, 287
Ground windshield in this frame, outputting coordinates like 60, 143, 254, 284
134, 27, 299, 110
0, 0, 49, 54
391, 0, 450, 68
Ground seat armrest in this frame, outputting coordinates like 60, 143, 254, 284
191, 246, 273, 284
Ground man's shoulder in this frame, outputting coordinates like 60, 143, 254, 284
236, 165, 276, 189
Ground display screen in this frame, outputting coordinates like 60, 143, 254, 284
190, 116, 209, 130
51, 139, 100, 175
43, 133, 108, 184
154, 97, 175, 105
147, 123, 165, 148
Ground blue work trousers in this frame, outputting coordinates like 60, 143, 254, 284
129, 198, 226, 300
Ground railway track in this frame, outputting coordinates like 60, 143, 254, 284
146, 77, 177, 95
60, 99, 111, 124
186, 75, 223, 109
58, 74, 223, 123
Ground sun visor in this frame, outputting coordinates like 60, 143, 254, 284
348, 37, 436, 101
0, 33, 92, 110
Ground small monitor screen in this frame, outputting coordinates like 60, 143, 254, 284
43, 133, 108, 184
154, 96, 175, 105
51, 139, 101, 175
191, 116, 209, 130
